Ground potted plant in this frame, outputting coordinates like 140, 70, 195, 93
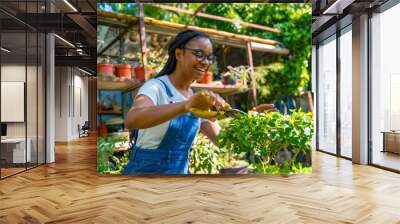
198, 71, 213, 84
222, 65, 250, 86
217, 110, 314, 175
98, 57, 115, 77
116, 58, 132, 80
196, 62, 218, 84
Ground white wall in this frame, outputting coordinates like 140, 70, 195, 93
54, 67, 89, 141
55, 67, 69, 141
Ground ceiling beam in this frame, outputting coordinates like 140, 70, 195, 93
55, 55, 96, 68
67, 13, 96, 41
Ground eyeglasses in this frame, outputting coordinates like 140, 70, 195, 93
182, 47, 215, 63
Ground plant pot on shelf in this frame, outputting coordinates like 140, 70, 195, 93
197, 71, 213, 84
222, 74, 237, 85
116, 64, 132, 80
134, 66, 146, 81
98, 122, 107, 137
98, 63, 115, 77
135, 66, 156, 81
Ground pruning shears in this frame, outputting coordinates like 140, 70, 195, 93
189, 104, 247, 120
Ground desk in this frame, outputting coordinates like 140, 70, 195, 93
382, 131, 400, 154
1, 138, 31, 163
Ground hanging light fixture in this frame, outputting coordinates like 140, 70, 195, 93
63, 0, 78, 12
1, 47, 11, 53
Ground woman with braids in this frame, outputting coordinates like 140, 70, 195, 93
122, 30, 226, 174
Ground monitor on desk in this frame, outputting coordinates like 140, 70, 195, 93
1, 123, 7, 139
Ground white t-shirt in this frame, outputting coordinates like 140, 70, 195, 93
134, 75, 204, 149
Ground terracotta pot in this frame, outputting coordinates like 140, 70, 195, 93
135, 66, 146, 81
116, 64, 132, 79
97, 63, 115, 76
98, 122, 107, 137
135, 66, 155, 81
198, 71, 213, 84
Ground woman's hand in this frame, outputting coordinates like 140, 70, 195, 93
184, 91, 226, 112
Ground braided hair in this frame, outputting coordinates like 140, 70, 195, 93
155, 30, 211, 78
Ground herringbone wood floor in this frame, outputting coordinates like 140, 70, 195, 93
1, 135, 400, 224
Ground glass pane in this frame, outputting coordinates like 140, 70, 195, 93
1, 31, 27, 177
371, 4, 400, 171
38, 32, 45, 165
317, 35, 337, 154
27, 31, 38, 169
340, 27, 352, 158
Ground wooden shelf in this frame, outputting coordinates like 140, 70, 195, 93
190, 82, 248, 96
97, 76, 144, 92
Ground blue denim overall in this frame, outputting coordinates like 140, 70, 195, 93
122, 77, 201, 174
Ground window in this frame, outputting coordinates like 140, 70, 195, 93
371, 3, 400, 171
317, 35, 337, 154
339, 26, 352, 158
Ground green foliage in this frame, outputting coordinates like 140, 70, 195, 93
97, 135, 130, 174
217, 110, 314, 174
189, 134, 224, 174
249, 162, 312, 175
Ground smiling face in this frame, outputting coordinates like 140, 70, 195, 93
175, 37, 213, 81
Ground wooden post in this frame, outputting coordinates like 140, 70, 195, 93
137, 3, 148, 80
246, 41, 257, 107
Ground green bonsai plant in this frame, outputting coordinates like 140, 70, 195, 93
217, 110, 314, 175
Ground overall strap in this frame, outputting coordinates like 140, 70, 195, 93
129, 129, 139, 148
156, 77, 174, 98
130, 76, 173, 150
129, 77, 171, 150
